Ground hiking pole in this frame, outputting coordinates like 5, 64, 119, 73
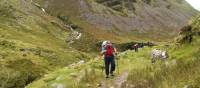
102, 59, 104, 74
100, 56, 105, 75
116, 54, 120, 75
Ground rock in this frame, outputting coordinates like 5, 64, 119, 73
51, 83, 65, 88
171, 59, 177, 65
56, 76, 64, 81
19, 48, 25, 51
69, 73, 78, 78
183, 85, 189, 88
97, 83, 102, 87
130, 84, 135, 88
69, 63, 76, 68
110, 86, 114, 88
78, 60, 85, 65
75, 33, 82, 39
86, 83, 91, 87
165, 61, 170, 67
41, 8, 46, 13
22, 54, 27, 57
44, 74, 48, 77
0, 55, 4, 59
0, 35, 5, 38
64, 66, 69, 69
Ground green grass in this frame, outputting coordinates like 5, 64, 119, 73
124, 15, 200, 88
26, 36, 200, 88
0, 21, 91, 87
26, 58, 103, 88
0, 0, 93, 87
0, 0, 199, 87
125, 27, 200, 88
25, 46, 151, 88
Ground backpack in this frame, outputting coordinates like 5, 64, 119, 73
101, 41, 108, 54
105, 44, 114, 57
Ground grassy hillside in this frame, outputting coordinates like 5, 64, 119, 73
0, 0, 199, 88
26, 15, 200, 88
125, 15, 200, 88
0, 0, 92, 88
26, 47, 153, 88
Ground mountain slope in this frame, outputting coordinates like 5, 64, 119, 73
26, 14, 200, 88
0, 0, 91, 88
0, 0, 199, 88
34, 0, 198, 41
125, 14, 200, 88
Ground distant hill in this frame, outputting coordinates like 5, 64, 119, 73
34, 0, 198, 41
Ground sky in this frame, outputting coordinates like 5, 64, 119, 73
185, 0, 200, 11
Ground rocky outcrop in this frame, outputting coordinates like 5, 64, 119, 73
176, 15, 200, 44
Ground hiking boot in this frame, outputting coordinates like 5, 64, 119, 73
106, 75, 109, 78
111, 73, 114, 76
110, 72, 114, 76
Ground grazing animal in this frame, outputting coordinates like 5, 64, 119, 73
151, 49, 168, 63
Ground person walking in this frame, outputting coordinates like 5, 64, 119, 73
100, 41, 117, 78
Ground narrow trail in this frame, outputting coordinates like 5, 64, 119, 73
98, 70, 129, 88
114, 70, 129, 88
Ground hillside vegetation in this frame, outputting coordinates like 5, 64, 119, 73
0, 0, 199, 88
0, 0, 91, 88
34, 0, 198, 41
125, 15, 200, 88
27, 15, 200, 88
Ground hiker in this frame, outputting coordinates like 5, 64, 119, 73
100, 41, 117, 78
132, 44, 139, 52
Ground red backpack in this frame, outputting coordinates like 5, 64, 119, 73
105, 44, 114, 57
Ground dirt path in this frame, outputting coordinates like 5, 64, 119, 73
114, 70, 129, 88
98, 70, 129, 88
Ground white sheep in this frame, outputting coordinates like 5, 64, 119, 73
151, 49, 168, 63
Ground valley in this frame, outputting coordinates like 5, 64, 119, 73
0, 0, 199, 88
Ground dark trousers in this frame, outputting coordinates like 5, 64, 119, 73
104, 55, 115, 76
